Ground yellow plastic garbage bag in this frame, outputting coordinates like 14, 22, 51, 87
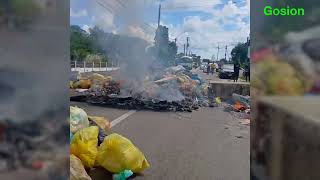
70, 106, 90, 133
70, 81, 74, 89
215, 97, 222, 104
88, 116, 111, 132
106, 76, 113, 82
90, 73, 107, 89
73, 79, 91, 89
90, 73, 106, 81
70, 155, 92, 180
96, 133, 150, 173
70, 126, 99, 169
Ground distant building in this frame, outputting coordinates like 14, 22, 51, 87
155, 25, 169, 49
154, 25, 177, 66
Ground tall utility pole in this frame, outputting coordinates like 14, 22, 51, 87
247, 36, 250, 59
216, 45, 220, 61
158, 4, 161, 27
224, 45, 228, 60
186, 37, 190, 56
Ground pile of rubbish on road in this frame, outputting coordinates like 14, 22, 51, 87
70, 73, 120, 94
0, 115, 69, 179
70, 106, 150, 180
222, 93, 251, 121
70, 66, 209, 112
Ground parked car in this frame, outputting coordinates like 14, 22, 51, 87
218, 64, 234, 79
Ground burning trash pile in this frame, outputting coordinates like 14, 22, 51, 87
223, 93, 251, 121
70, 66, 209, 112
70, 106, 150, 180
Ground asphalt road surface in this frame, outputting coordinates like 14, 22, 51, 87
71, 101, 250, 180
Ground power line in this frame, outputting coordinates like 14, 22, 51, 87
96, 0, 155, 35
114, 0, 126, 8
96, 1, 115, 14
162, 0, 246, 10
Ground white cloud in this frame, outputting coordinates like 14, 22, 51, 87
70, 8, 88, 18
82, 24, 92, 33
212, 1, 249, 19
164, 1, 250, 59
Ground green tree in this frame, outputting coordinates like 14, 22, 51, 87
70, 25, 93, 61
231, 42, 249, 66
89, 26, 105, 55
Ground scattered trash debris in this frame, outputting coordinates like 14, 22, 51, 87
76, 89, 89, 93
70, 106, 90, 133
72, 79, 91, 89
165, 65, 185, 74
70, 132, 73, 144
240, 119, 250, 126
88, 116, 111, 132
68, 107, 150, 179
70, 154, 92, 180
232, 93, 250, 108
236, 135, 243, 139
113, 169, 134, 180
96, 133, 150, 173
71, 69, 209, 112
234, 101, 247, 112
223, 104, 235, 112
70, 73, 120, 95
231, 111, 250, 119
87, 94, 198, 112
215, 97, 222, 104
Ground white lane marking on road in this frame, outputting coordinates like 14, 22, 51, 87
111, 110, 137, 127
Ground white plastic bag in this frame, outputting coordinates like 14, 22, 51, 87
70, 106, 89, 133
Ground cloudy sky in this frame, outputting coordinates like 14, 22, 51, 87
70, 0, 250, 59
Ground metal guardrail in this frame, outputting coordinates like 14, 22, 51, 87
70, 61, 119, 72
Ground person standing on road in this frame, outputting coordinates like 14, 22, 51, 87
207, 62, 210, 75
245, 63, 250, 82
233, 61, 240, 82
211, 63, 216, 75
